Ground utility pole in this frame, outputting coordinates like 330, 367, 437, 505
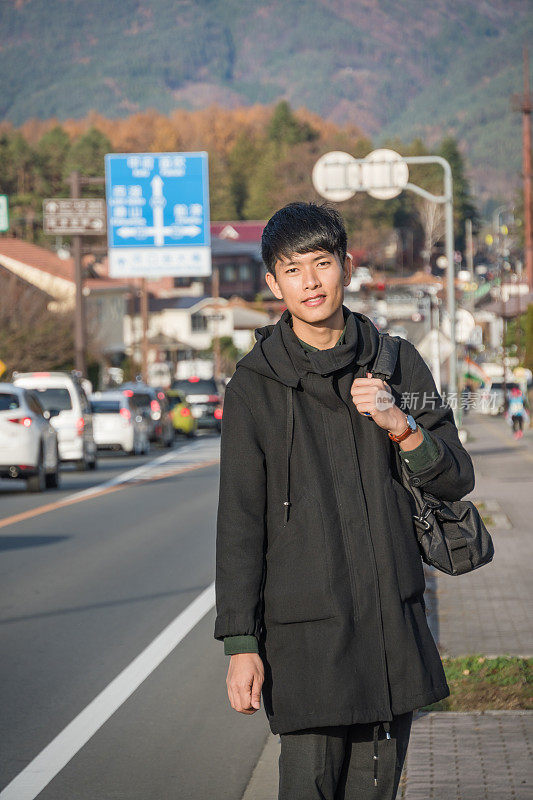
512, 46, 533, 292
465, 218, 474, 279
69, 170, 86, 377
212, 265, 220, 382
140, 278, 149, 383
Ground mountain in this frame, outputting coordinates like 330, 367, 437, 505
1, 0, 531, 198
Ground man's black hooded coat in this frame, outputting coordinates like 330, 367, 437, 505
214, 305, 475, 736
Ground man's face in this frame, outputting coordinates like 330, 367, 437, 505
265, 249, 352, 324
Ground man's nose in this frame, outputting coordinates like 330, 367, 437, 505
302, 269, 321, 289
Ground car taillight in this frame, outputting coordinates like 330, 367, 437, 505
214, 407, 223, 420
76, 417, 85, 436
123, 389, 134, 397
8, 416, 32, 426
208, 394, 221, 403
150, 399, 160, 413
180, 407, 191, 417
120, 407, 131, 421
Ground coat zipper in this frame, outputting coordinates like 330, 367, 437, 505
321, 407, 360, 627
342, 402, 393, 715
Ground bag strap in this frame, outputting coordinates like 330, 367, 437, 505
369, 333, 401, 381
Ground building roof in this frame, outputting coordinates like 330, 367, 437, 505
210, 236, 263, 260
0, 236, 74, 281
148, 295, 212, 313
211, 221, 265, 243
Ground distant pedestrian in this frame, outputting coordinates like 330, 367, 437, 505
507, 386, 527, 439
214, 202, 475, 799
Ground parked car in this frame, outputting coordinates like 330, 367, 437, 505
166, 390, 198, 438
171, 377, 223, 432
90, 391, 150, 455
12, 371, 97, 471
0, 382, 60, 491
120, 383, 174, 447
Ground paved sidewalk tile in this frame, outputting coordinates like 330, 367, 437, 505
402, 711, 533, 800
435, 413, 533, 657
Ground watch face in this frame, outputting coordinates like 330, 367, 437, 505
406, 414, 417, 431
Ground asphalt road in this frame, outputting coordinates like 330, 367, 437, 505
0, 434, 270, 800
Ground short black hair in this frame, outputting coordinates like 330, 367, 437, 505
261, 201, 347, 276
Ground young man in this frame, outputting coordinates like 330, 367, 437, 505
214, 202, 475, 799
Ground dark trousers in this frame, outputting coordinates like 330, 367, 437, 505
278, 710, 413, 800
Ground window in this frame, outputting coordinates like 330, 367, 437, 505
90, 400, 121, 414
26, 392, 44, 416
172, 379, 219, 396
239, 264, 251, 280
32, 387, 73, 412
0, 393, 19, 411
191, 313, 208, 332
223, 265, 237, 282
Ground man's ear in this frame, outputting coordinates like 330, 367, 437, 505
265, 269, 284, 300
343, 253, 353, 286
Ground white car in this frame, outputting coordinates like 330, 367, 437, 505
90, 391, 150, 455
0, 382, 60, 491
12, 371, 97, 471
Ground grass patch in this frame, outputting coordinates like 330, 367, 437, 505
420, 655, 532, 711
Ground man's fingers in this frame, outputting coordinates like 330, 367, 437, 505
251, 674, 263, 709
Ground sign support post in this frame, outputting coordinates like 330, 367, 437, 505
69, 171, 87, 377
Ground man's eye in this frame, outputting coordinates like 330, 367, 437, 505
318, 261, 330, 267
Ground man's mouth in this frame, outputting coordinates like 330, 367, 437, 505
302, 294, 326, 306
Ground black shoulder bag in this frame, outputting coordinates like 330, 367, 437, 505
370, 332, 495, 576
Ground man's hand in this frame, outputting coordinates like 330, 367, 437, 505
227, 653, 264, 715
350, 371, 407, 436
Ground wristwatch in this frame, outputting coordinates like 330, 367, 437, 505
388, 414, 418, 442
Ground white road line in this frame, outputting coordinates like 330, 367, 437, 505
62, 439, 220, 503
0, 583, 216, 800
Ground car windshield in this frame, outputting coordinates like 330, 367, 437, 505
172, 379, 218, 395
166, 394, 181, 408
0, 393, 20, 411
91, 400, 121, 414
31, 387, 73, 411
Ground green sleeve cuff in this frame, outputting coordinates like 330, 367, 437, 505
399, 426, 440, 472
224, 635, 259, 655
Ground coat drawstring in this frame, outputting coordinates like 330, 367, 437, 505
283, 385, 294, 523
373, 720, 391, 786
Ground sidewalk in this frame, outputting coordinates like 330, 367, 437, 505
435, 411, 533, 658
241, 411, 533, 799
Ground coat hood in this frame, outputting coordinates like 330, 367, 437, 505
234, 304, 381, 389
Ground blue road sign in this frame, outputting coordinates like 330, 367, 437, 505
104, 152, 211, 278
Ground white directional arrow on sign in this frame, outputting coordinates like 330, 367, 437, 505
150, 175, 166, 246
116, 224, 201, 240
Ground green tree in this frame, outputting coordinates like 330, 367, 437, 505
438, 136, 479, 251
36, 126, 71, 196
267, 101, 318, 147
242, 140, 280, 220
63, 127, 111, 184
209, 154, 238, 221
228, 132, 261, 218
